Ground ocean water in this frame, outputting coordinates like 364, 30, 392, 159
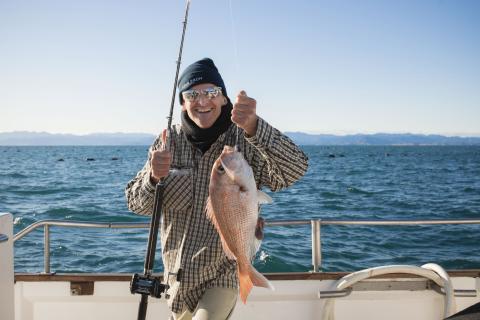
1, 145, 479, 274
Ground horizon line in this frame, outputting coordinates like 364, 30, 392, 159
1, 130, 480, 138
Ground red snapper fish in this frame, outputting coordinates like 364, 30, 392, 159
206, 145, 274, 303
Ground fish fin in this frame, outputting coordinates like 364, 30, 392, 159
238, 264, 275, 304
220, 235, 237, 261
257, 190, 273, 204
205, 197, 215, 221
205, 197, 237, 261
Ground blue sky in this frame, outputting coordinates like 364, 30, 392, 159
1, 0, 479, 136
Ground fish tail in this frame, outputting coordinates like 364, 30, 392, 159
248, 265, 274, 291
238, 264, 274, 304
238, 264, 253, 304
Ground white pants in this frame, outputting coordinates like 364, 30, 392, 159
170, 287, 238, 320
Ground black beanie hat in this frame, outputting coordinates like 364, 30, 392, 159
178, 58, 227, 104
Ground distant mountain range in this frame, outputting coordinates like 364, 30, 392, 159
1, 131, 479, 146
286, 132, 480, 145
0, 132, 156, 146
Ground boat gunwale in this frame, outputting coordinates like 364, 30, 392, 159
14, 270, 480, 282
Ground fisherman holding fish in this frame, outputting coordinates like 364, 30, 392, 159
126, 58, 308, 320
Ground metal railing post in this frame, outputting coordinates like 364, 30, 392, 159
311, 219, 321, 272
44, 224, 50, 274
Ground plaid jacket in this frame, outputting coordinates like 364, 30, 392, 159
125, 117, 308, 313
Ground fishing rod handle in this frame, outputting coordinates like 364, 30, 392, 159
137, 294, 148, 320
143, 181, 165, 272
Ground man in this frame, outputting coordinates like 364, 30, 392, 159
125, 58, 308, 320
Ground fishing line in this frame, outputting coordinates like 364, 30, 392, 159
228, 0, 241, 82
228, 0, 242, 149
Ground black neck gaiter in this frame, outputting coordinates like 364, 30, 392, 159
181, 101, 233, 154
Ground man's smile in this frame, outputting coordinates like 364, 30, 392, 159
196, 108, 214, 114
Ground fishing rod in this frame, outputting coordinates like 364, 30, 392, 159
130, 1, 191, 320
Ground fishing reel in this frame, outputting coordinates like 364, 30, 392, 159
130, 273, 169, 299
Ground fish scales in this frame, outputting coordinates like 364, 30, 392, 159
206, 145, 273, 303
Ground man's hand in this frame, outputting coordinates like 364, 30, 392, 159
231, 90, 258, 137
150, 150, 171, 184
149, 129, 171, 184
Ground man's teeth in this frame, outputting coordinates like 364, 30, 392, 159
197, 109, 212, 113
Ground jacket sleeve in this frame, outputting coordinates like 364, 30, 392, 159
247, 117, 309, 191
124, 134, 163, 216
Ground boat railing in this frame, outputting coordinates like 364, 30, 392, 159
13, 218, 480, 274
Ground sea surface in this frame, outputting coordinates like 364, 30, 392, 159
1, 145, 479, 274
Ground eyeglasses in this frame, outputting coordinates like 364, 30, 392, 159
182, 86, 223, 102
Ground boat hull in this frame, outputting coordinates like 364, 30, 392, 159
12, 272, 480, 320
